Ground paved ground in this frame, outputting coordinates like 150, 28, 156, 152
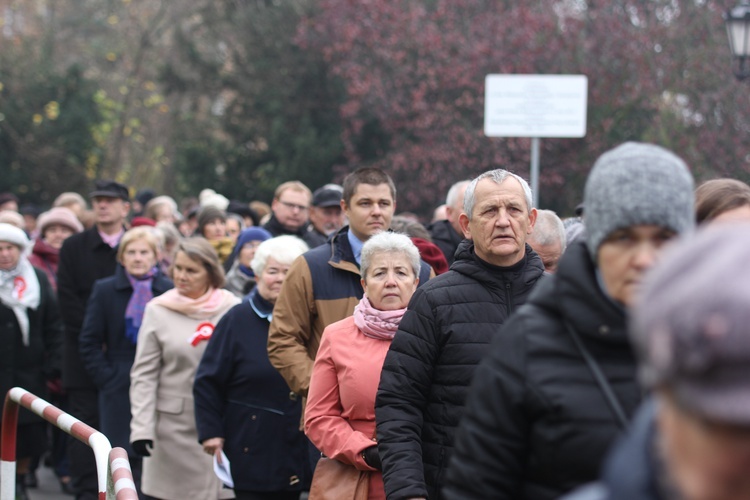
9, 466, 72, 500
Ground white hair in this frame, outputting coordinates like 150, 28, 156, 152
360, 232, 421, 280
463, 169, 533, 220
446, 180, 470, 209
251, 235, 309, 276
529, 209, 566, 252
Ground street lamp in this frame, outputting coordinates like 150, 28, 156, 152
725, 1, 750, 80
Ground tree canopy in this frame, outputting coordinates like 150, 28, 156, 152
1, 0, 748, 215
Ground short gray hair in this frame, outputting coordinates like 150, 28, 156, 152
529, 209, 566, 253
360, 232, 421, 281
251, 235, 309, 276
463, 170, 533, 220
446, 180, 470, 209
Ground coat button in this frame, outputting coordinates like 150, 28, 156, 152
243, 447, 249, 453
289, 391, 298, 401
599, 325, 610, 335
251, 415, 257, 420
289, 475, 300, 485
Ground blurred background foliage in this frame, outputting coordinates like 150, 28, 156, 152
1, 0, 748, 216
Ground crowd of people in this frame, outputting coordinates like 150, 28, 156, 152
1, 142, 750, 500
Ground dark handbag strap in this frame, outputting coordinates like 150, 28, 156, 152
564, 322, 629, 430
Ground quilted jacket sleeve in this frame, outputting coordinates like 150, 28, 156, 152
375, 287, 440, 499
442, 313, 530, 500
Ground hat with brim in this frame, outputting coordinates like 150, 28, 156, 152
312, 185, 343, 208
89, 180, 130, 201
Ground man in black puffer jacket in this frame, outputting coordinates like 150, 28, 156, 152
375, 169, 545, 500
443, 142, 696, 499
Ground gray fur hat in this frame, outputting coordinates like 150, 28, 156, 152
583, 142, 695, 258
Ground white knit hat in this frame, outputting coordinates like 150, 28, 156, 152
0, 223, 31, 254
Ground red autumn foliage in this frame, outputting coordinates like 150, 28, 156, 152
298, 0, 750, 215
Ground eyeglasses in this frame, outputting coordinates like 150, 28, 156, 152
278, 200, 309, 212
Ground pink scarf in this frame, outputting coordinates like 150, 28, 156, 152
353, 295, 407, 341
149, 287, 229, 320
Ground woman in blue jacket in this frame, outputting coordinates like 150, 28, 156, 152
194, 235, 310, 500
78, 227, 172, 488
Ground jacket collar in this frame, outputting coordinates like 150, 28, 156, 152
264, 214, 306, 238
451, 239, 545, 293
247, 287, 274, 321
541, 240, 628, 344
327, 226, 360, 275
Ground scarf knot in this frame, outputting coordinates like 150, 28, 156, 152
0, 258, 41, 346
353, 295, 406, 341
124, 268, 157, 344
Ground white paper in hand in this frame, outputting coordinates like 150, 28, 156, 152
213, 450, 234, 488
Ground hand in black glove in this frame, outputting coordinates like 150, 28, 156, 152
132, 440, 153, 457
363, 446, 381, 470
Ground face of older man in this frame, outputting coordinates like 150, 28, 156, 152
0, 242, 21, 271
310, 205, 345, 236
459, 177, 536, 267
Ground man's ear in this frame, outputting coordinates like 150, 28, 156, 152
527, 208, 538, 234
459, 213, 472, 239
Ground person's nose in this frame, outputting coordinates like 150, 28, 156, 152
371, 203, 382, 216
633, 241, 658, 270
384, 272, 397, 286
495, 209, 511, 227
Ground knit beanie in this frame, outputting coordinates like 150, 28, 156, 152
584, 142, 695, 258
37, 207, 84, 236
231, 227, 273, 258
0, 222, 31, 254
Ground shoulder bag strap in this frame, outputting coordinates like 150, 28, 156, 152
564, 322, 629, 430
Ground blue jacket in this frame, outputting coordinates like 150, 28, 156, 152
194, 289, 312, 492
78, 265, 173, 453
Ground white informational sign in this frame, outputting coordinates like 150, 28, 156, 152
484, 75, 588, 138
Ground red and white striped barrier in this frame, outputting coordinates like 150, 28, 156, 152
1, 387, 132, 500
108, 448, 138, 500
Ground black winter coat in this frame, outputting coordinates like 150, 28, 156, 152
78, 265, 173, 454
375, 240, 545, 500
0, 268, 62, 425
194, 289, 311, 492
57, 227, 120, 389
443, 240, 642, 500
426, 219, 464, 265
561, 400, 664, 500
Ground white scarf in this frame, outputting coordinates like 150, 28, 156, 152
0, 258, 41, 346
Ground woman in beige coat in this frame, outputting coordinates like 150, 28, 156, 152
130, 238, 239, 499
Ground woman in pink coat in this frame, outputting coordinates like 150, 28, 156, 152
305, 232, 421, 500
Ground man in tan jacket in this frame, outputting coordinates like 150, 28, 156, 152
268, 168, 433, 402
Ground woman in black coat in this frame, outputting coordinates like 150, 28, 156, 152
443, 143, 697, 499
194, 235, 310, 500
78, 227, 172, 473
0, 223, 62, 499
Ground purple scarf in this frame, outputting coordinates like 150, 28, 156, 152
353, 295, 407, 341
125, 268, 157, 344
